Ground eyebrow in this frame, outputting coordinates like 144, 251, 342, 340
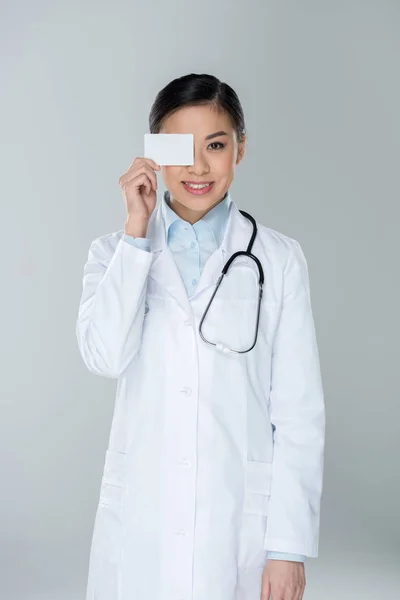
205, 130, 228, 140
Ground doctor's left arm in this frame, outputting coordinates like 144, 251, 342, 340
76, 235, 153, 379
264, 238, 326, 557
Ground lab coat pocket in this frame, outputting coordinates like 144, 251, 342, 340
99, 449, 127, 506
86, 451, 127, 598
237, 461, 272, 572
243, 460, 272, 516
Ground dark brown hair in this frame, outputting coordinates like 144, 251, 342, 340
149, 73, 246, 143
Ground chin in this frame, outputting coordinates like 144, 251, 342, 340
172, 184, 227, 208
180, 196, 219, 213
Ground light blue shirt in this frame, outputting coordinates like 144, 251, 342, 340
123, 191, 306, 563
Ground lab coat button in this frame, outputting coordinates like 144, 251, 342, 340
179, 458, 191, 467
180, 387, 192, 396
175, 529, 187, 536
184, 319, 192, 327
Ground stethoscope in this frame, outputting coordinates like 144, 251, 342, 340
199, 210, 264, 354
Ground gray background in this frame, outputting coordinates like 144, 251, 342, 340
1, 0, 399, 598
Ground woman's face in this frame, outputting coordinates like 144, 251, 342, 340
159, 104, 246, 223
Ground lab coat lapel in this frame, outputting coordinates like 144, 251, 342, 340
146, 201, 192, 315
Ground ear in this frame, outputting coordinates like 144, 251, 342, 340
236, 135, 246, 165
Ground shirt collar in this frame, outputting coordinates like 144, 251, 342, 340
161, 189, 232, 247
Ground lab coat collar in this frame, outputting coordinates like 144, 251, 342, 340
145, 189, 254, 314
148, 189, 251, 255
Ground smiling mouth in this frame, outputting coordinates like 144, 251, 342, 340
181, 181, 215, 195
182, 181, 214, 189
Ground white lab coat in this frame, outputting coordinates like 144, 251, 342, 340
76, 198, 325, 600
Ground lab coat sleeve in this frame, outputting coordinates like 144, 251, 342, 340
76, 234, 153, 379
264, 238, 325, 557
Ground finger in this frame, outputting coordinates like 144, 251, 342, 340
271, 588, 284, 600
136, 166, 157, 192
145, 158, 161, 171
120, 165, 157, 191
141, 175, 152, 196
129, 172, 153, 196
129, 163, 158, 190
118, 165, 147, 188
294, 583, 306, 600
282, 586, 299, 600
260, 581, 271, 600
133, 156, 161, 172
292, 570, 305, 600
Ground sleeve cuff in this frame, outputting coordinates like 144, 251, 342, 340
267, 551, 306, 562
123, 234, 151, 252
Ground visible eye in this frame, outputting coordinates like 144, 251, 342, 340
208, 141, 225, 150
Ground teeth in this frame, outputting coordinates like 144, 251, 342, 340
184, 182, 211, 189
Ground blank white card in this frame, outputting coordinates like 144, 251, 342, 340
144, 133, 194, 166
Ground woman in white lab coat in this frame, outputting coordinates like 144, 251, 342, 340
76, 73, 325, 600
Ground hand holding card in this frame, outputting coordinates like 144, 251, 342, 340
118, 157, 161, 237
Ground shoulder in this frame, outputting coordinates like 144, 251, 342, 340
253, 221, 305, 271
253, 222, 313, 301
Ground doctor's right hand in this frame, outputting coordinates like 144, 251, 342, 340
119, 157, 161, 237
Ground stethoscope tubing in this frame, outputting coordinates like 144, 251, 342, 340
198, 210, 264, 354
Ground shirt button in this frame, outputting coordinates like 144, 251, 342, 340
192, 278, 197, 286
190, 241, 196, 249
184, 319, 192, 327
180, 387, 192, 396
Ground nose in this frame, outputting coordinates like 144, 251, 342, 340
187, 146, 210, 176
